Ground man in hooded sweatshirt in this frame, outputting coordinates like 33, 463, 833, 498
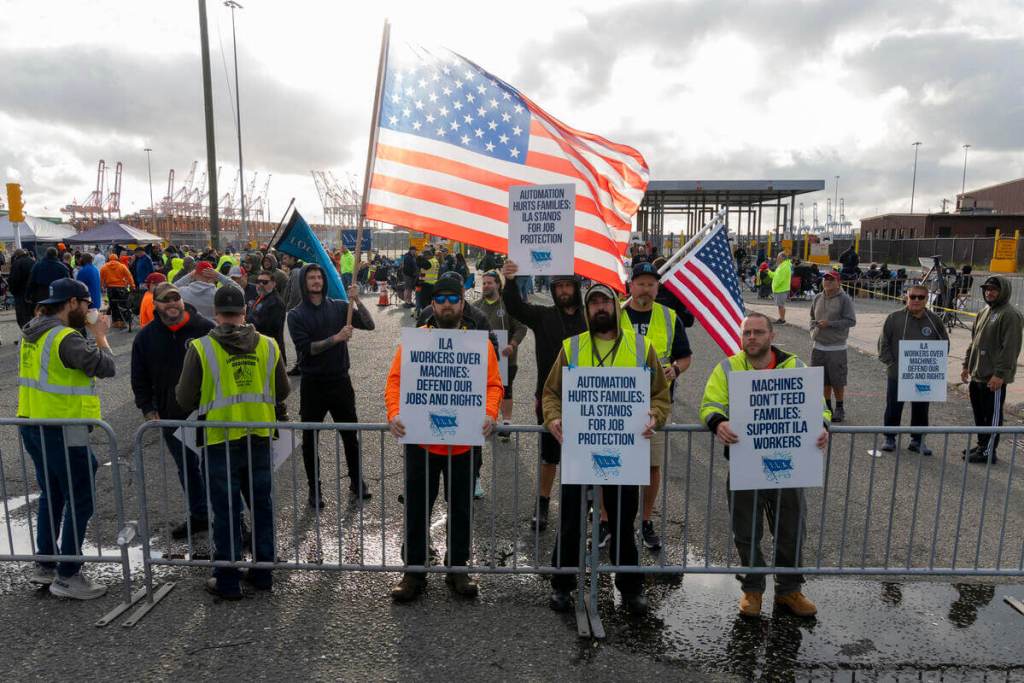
287, 263, 375, 507
961, 276, 1024, 463
541, 283, 671, 615
176, 261, 242, 320
260, 252, 288, 296
501, 260, 587, 532
176, 286, 290, 600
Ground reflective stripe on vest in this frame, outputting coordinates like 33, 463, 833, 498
196, 335, 277, 415
568, 331, 647, 368
622, 304, 675, 363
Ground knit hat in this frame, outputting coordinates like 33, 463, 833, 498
432, 272, 464, 298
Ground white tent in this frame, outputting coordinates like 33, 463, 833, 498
0, 215, 77, 243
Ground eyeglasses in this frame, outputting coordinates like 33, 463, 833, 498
156, 293, 182, 303
257, 279, 272, 284
907, 294, 927, 301
433, 294, 461, 304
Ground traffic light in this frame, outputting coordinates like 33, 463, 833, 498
6, 183, 25, 222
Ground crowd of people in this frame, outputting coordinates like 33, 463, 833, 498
10, 239, 1022, 621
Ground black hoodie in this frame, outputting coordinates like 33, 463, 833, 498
286, 262, 374, 379
502, 275, 586, 398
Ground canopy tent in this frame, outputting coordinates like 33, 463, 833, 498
67, 221, 163, 245
0, 215, 77, 243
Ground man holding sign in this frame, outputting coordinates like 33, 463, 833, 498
700, 313, 829, 618
542, 284, 670, 615
385, 276, 503, 603
877, 283, 948, 455
477, 271, 527, 442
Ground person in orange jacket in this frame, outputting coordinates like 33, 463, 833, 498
138, 272, 167, 327
385, 275, 503, 603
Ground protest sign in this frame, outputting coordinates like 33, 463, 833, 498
493, 329, 509, 385
897, 340, 948, 402
561, 367, 650, 485
508, 183, 575, 275
727, 366, 825, 490
398, 328, 488, 446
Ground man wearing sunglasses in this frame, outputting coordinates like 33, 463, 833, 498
248, 272, 288, 367
877, 283, 949, 454
386, 275, 504, 602
131, 282, 216, 539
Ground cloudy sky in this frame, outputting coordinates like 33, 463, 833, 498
2, 0, 1022, 232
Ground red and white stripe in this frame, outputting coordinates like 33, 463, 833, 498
366, 107, 648, 291
662, 257, 744, 356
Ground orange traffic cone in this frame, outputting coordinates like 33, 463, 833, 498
378, 289, 390, 306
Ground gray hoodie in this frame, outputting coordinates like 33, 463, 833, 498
20, 315, 116, 380
175, 270, 243, 320
175, 323, 290, 419
810, 289, 857, 350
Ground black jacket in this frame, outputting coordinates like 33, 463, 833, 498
28, 256, 70, 304
248, 289, 286, 350
131, 304, 216, 419
502, 276, 586, 398
286, 262, 374, 379
8, 253, 35, 297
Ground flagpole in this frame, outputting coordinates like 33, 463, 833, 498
656, 208, 728, 276
349, 18, 390, 324
263, 197, 295, 256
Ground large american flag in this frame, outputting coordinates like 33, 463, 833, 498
661, 223, 745, 356
365, 42, 649, 290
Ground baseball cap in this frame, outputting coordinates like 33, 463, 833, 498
195, 261, 214, 273
152, 282, 181, 303
214, 285, 247, 314
982, 277, 1001, 289
145, 272, 167, 286
823, 271, 839, 281
584, 283, 617, 306
631, 262, 660, 281
39, 278, 91, 305
432, 272, 465, 298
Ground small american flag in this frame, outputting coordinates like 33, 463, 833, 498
365, 41, 649, 290
661, 224, 745, 356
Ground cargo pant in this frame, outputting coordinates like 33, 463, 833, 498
727, 481, 807, 596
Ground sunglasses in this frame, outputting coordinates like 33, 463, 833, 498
433, 294, 462, 304
156, 293, 182, 303
257, 279, 272, 284
907, 294, 927, 301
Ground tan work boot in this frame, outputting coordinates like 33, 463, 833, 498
739, 591, 763, 617
445, 572, 479, 598
390, 573, 425, 603
775, 591, 817, 617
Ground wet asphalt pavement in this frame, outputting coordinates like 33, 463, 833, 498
1, 290, 1022, 681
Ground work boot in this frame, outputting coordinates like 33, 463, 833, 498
391, 573, 426, 602
549, 589, 572, 612
880, 437, 896, 452
622, 592, 649, 616
445, 572, 479, 598
775, 591, 817, 617
739, 591, 763, 617
907, 440, 932, 456
832, 404, 845, 423
49, 572, 107, 601
968, 449, 998, 464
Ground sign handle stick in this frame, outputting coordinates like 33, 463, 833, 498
263, 198, 296, 257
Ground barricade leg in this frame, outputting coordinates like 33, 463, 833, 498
586, 486, 605, 639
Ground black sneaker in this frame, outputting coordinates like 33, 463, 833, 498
171, 516, 209, 540
907, 440, 933, 456
549, 589, 572, 612
641, 520, 662, 551
832, 405, 845, 423
598, 521, 612, 549
880, 438, 896, 452
968, 450, 998, 464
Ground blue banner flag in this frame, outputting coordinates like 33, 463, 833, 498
273, 210, 347, 301
341, 229, 371, 252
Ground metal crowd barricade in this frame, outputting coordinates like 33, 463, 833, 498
0, 417, 144, 626
126, 420, 597, 634
586, 424, 1024, 636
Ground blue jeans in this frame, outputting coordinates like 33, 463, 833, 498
20, 425, 98, 578
205, 437, 275, 590
162, 428, 208, 520
517, 275, 533, 300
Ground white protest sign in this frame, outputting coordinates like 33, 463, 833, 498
508, 183, 575, 275
561, 367, 650, 485
493, 329, 509, 385
727, 366, 825, 490
897, 340, 948, 402
398, 327, 488, 446
173, 414, 297, 471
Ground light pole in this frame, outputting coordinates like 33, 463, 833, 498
225, 0, 246, 246
961, 144, 971, 197
143, 147, 155, 236
198, 0, 221, 249
910, 141, 922, 213
833, 175, 839, 233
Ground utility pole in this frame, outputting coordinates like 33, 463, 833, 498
961, 144, 971, 197
910, 141, 922, 213
144, 147, 156, 236
198, 0, 221, 249
225, 0, 246, 246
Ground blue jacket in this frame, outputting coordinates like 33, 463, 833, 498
75, 264, 103, 310
132, 255, 155, 287
28, 256, 71, 304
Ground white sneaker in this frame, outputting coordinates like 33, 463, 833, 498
29, 564, 56, 586
49, 573, 107, 600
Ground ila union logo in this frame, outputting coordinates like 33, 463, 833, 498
591, 451, 622, 480
530, 250, 553, 269
429, 411, 459, 438
762, 451, 794, 483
